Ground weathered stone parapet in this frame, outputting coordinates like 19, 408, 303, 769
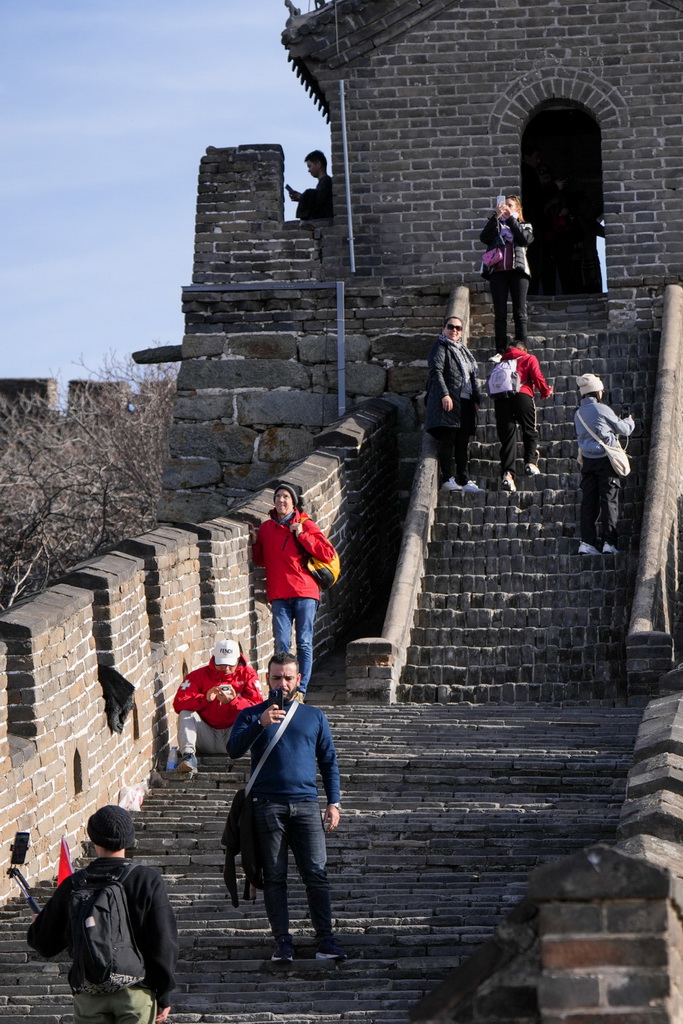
627, 285, 683, 695
530, 840, 683, 1024
618, 692, 683, 844
0, 397, 399, 902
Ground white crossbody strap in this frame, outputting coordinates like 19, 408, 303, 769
245, 700, 299, 796
576, 409, 618, 453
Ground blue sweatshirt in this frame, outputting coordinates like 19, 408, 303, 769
574, 396, 634, 458
227, 698, 341, 805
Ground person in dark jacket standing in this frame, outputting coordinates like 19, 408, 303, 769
574, 373, 634, 555
228, 652, 345, 965
425, 316, 484, 492
27, 805, 178, 1024
285, 150, 333, 221
480, 194, 534, 354
248, 481, 335, 699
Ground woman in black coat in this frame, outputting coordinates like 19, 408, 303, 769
425, 316, 483, 492
480, 194, 534, 354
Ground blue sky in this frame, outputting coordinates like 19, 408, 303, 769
0, 1, 328, 382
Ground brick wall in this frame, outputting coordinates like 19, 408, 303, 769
163, 0, 683, 511
0, 400, 398, 904
285, 0, 683, 314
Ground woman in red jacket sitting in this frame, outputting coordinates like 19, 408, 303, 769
249, 481, 335, 699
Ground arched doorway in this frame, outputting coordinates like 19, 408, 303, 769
521, 107, 605, 296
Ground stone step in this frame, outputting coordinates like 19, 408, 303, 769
2, 704, 641, 1021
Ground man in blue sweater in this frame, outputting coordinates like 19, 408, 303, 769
227, 652, 346, 964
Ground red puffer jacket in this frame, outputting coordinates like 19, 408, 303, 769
500, 346, 552, 399
173, 656, 263, 729
252, 509, 336, 602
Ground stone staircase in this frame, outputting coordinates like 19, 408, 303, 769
400, 328, 659, 703
0, 701, 641, 1023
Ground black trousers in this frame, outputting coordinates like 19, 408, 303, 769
429, 399, 476, 484
580, 456, 621, 547
488, 270, 529, 352
494, 393, 538, 477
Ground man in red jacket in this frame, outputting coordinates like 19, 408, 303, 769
248, 481, 335, 699
491, 341, 553, 492
172, 638, 263, 775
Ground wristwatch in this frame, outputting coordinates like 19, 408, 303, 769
330, 802, 342, 810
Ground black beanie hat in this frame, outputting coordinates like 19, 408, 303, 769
273, 480, 303, 511
87, 805, 136, 851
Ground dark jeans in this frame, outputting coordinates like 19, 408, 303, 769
428, 399, 476, 484
494, 393, 539, 477
580, 456, 621, 547
489, 270, 529, 352
252, 798, 333, 941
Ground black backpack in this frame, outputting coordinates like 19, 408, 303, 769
68, 862, 145, 994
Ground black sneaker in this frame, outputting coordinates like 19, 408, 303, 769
316, 935, 347, 960
271, 936, 294, 962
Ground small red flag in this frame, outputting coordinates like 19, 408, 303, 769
57, 837, 73, 885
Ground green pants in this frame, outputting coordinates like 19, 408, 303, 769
73, 986, 156, 1024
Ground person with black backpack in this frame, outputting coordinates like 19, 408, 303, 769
27, 805, 178, 1024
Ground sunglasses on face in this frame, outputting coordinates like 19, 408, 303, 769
445, 324, 463, 331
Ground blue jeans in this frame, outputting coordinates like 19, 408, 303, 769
252, 798, 333, 941
271, 597, 318, 694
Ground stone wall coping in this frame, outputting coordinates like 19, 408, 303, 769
0, 584, 92, 640
116, 526, 198, 561
632, 692, 683, 762
618, 690, 683, 842
382, 430, 438, 652
628, 283, 683, 642
60, 551, 145, 592
175, 519, 246, 542
528, 842, 677, 902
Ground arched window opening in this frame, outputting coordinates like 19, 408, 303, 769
521, 106, 605, 297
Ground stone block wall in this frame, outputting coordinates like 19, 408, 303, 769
284, 0, 683, 327
0, 400, 398, 904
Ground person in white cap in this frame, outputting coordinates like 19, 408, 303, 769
172, 639, 263, 774
574, 373, 634, 556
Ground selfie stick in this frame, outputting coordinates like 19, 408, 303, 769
7, 866, 41, 914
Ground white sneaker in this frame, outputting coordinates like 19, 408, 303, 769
524, 463, 541, 476
602, 542, 618, 554
489, 353, 503, 364
501, 473, 516, 492
461, 480, 484, 493
578, 542, 602, 555
441, 477, 462, 491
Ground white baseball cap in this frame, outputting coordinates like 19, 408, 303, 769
213, 639, 240, 666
